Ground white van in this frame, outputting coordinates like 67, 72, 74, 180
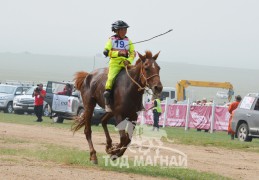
143, 87, 176, 103
160, 87, 176, 101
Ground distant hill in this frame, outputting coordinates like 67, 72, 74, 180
1, 52, 258, 101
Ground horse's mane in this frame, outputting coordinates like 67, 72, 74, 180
135, 50, 153, 65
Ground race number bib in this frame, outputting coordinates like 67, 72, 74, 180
112, 39, 129, 50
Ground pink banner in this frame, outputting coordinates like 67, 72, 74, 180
214, 106, 230, 131
166, 104, 187, 127
137, 103, 165, 126
137, 103, 230, 131
188, 105, 212, 130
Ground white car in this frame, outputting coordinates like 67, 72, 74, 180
0, 84, 31, 113
13, 86, 50, 116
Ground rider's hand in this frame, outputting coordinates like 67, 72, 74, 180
103, 49, 109, 57
118, 51, 128, 58
123, 60, 130, 66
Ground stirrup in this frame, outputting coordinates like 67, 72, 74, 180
105, 105, 112, 112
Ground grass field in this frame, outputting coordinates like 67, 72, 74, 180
1, 136, 231, 180
1, 113, 259, 153
1, 112, 259, 179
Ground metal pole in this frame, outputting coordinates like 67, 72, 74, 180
185, 98, 190, 131
163, 97, 169, 128
210, 100, 216, 133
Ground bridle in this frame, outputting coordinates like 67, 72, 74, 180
125, 61, 159, 91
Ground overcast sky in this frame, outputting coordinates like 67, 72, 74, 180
1, 0, 259, 69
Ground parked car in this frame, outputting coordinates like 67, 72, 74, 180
45, 81, 115, 125
13, 86, 50, 116
92, 104, 116, 126
0, 84, 31, 113
231, 93, 259, 142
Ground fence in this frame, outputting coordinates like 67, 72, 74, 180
137, 98, 230, 133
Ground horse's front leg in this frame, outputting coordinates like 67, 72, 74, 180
84, 107, 98, 164
114, 122, 135, 158
110, 129, 127, 159
101, 112, 114, 154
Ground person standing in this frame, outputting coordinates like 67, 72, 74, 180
151, 97, 162, 131
103, 20, 135, 112
228, 95, 242, 140
32, 83, 46, 122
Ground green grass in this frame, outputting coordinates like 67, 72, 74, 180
163, 126, 259, 152
0, 136, 230, 180
0, 112, 116, 133
1, 112, 259, 153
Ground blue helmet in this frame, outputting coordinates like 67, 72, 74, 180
111, 20, 129, 32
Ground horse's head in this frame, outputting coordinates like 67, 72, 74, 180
137, 51, 163, 97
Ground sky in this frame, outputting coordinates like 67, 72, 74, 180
1, 0, 259, 69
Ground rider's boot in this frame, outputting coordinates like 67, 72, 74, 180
103, 90, 112, 112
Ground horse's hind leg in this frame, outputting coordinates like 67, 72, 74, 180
83, 105, 97, 164
101, 112, 114, 154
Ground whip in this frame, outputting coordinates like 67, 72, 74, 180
127, 29, 173, 47
94, 29, 173, 70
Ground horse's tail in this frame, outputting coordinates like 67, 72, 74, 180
72, 71, 89, 133
74, 71, 88, 91
72, 114, 86, 133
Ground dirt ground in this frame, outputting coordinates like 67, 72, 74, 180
1, 122, 259, 180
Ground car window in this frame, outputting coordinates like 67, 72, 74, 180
15, 87, 23, 94
25, 87, 36, 95
171, 91, 175, 99
0, 86, 15, 94
47, 82, 66, 94
161, 91, 169, 100
254, 99, 259, 111
240, 96, 256, 110
53, 84, 66, 94
22, 87, 30, 92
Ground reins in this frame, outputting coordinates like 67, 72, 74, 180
125, 62, 159, 91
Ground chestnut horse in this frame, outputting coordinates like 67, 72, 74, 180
72, 51, 163, 164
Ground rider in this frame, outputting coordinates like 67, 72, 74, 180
103, 20, 135, 112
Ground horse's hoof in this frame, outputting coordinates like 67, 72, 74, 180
110, 155, 118, 161
91, 159, 98, 164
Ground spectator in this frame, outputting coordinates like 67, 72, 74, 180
196, 100, 201, 105
228, 95, 242, 140
201, 98, 207, 105
32, 83, 46, 122
57, 83, 72, 96
148, 96, 162, 131
206, 100, 213, 106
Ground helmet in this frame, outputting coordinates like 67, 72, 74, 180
111, 20, 129, 32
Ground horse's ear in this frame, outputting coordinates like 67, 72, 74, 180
137, 52, 146, 62
152, 51, 160, 61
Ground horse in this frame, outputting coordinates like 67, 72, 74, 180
72, 50, 163, 164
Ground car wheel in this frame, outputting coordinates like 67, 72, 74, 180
4, 102, 13, 113
53, 116, 64, 123
43, 105, 50, 117
14, 110, 24, 115
237, 123, 252, 142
